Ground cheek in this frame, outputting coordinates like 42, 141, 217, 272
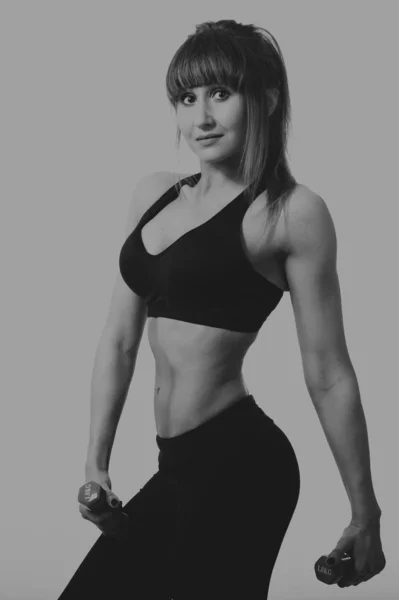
223, 105, 246, 128
177, 116, 191, 134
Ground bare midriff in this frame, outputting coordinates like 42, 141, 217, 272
148, 317, 259, 437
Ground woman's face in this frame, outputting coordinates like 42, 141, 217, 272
175, 84, 246, 163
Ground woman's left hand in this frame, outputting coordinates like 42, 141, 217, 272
326, 515, 386, 587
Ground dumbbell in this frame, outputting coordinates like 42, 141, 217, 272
78, 481, 122, 513
78, 481, 130, 540
314, 553, 355, 585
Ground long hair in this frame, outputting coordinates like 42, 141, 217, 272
165, 19, 298, 244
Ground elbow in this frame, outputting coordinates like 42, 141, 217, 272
307, 369, 360, 405
302, 342, 357, 397
100, 327, 142, 362
305, 361, 358, 397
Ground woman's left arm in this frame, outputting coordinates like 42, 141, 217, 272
284, 186, 381, 522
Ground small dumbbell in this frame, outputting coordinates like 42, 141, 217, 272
78, 481, 122, 513
78, 481, 130, 541
314, 554, 355, 585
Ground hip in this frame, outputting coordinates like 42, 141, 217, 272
156, 393, 300, 495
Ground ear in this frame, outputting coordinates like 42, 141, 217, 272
266, 88, 279, 116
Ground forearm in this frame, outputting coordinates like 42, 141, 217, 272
85, 335, 136, 471
310, 374, 382, 522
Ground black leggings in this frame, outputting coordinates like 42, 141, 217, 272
58, 394, 300, 599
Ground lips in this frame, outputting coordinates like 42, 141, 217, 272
197, 135, 222, 140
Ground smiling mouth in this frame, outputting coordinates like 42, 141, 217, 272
197, 135, 223, 141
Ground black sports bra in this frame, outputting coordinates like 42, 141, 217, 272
119, 173, 284, 333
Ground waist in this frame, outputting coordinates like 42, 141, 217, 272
156, 393, 277, 470
154, 378, 249, 438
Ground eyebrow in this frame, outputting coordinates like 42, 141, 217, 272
183, 84, 229, 92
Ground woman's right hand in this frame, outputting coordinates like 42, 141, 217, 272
79, 467, 125, 538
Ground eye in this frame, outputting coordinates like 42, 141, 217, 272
180, 89, 230, 105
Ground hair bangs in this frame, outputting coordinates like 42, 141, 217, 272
166, 33, 245, 105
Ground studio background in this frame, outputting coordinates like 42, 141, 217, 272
0, 1, 397, 599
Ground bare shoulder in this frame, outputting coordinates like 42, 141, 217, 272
283, 183, 336, 257
135, 171, 192, 219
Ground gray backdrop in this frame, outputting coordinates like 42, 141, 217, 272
1, 1, 396, 599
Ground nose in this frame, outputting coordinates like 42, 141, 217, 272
193, 100, 215, 128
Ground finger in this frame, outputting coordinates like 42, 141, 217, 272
89, 511, 113, 525
325, 551, 343, 566
79, 507, 96, 522
79, 504, 112, 525
78, 504, 90, 518
338, 578, 356, 588
356, 571, 375, 585
337, 570, 357, 587
341, 568, 372, 588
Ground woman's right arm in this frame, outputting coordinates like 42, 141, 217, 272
84, 337, 137, 472
84, 172, 165, 472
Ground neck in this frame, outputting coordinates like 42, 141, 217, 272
192, 165, 244, 204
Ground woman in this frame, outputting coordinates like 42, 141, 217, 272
58, 20, 385, 600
